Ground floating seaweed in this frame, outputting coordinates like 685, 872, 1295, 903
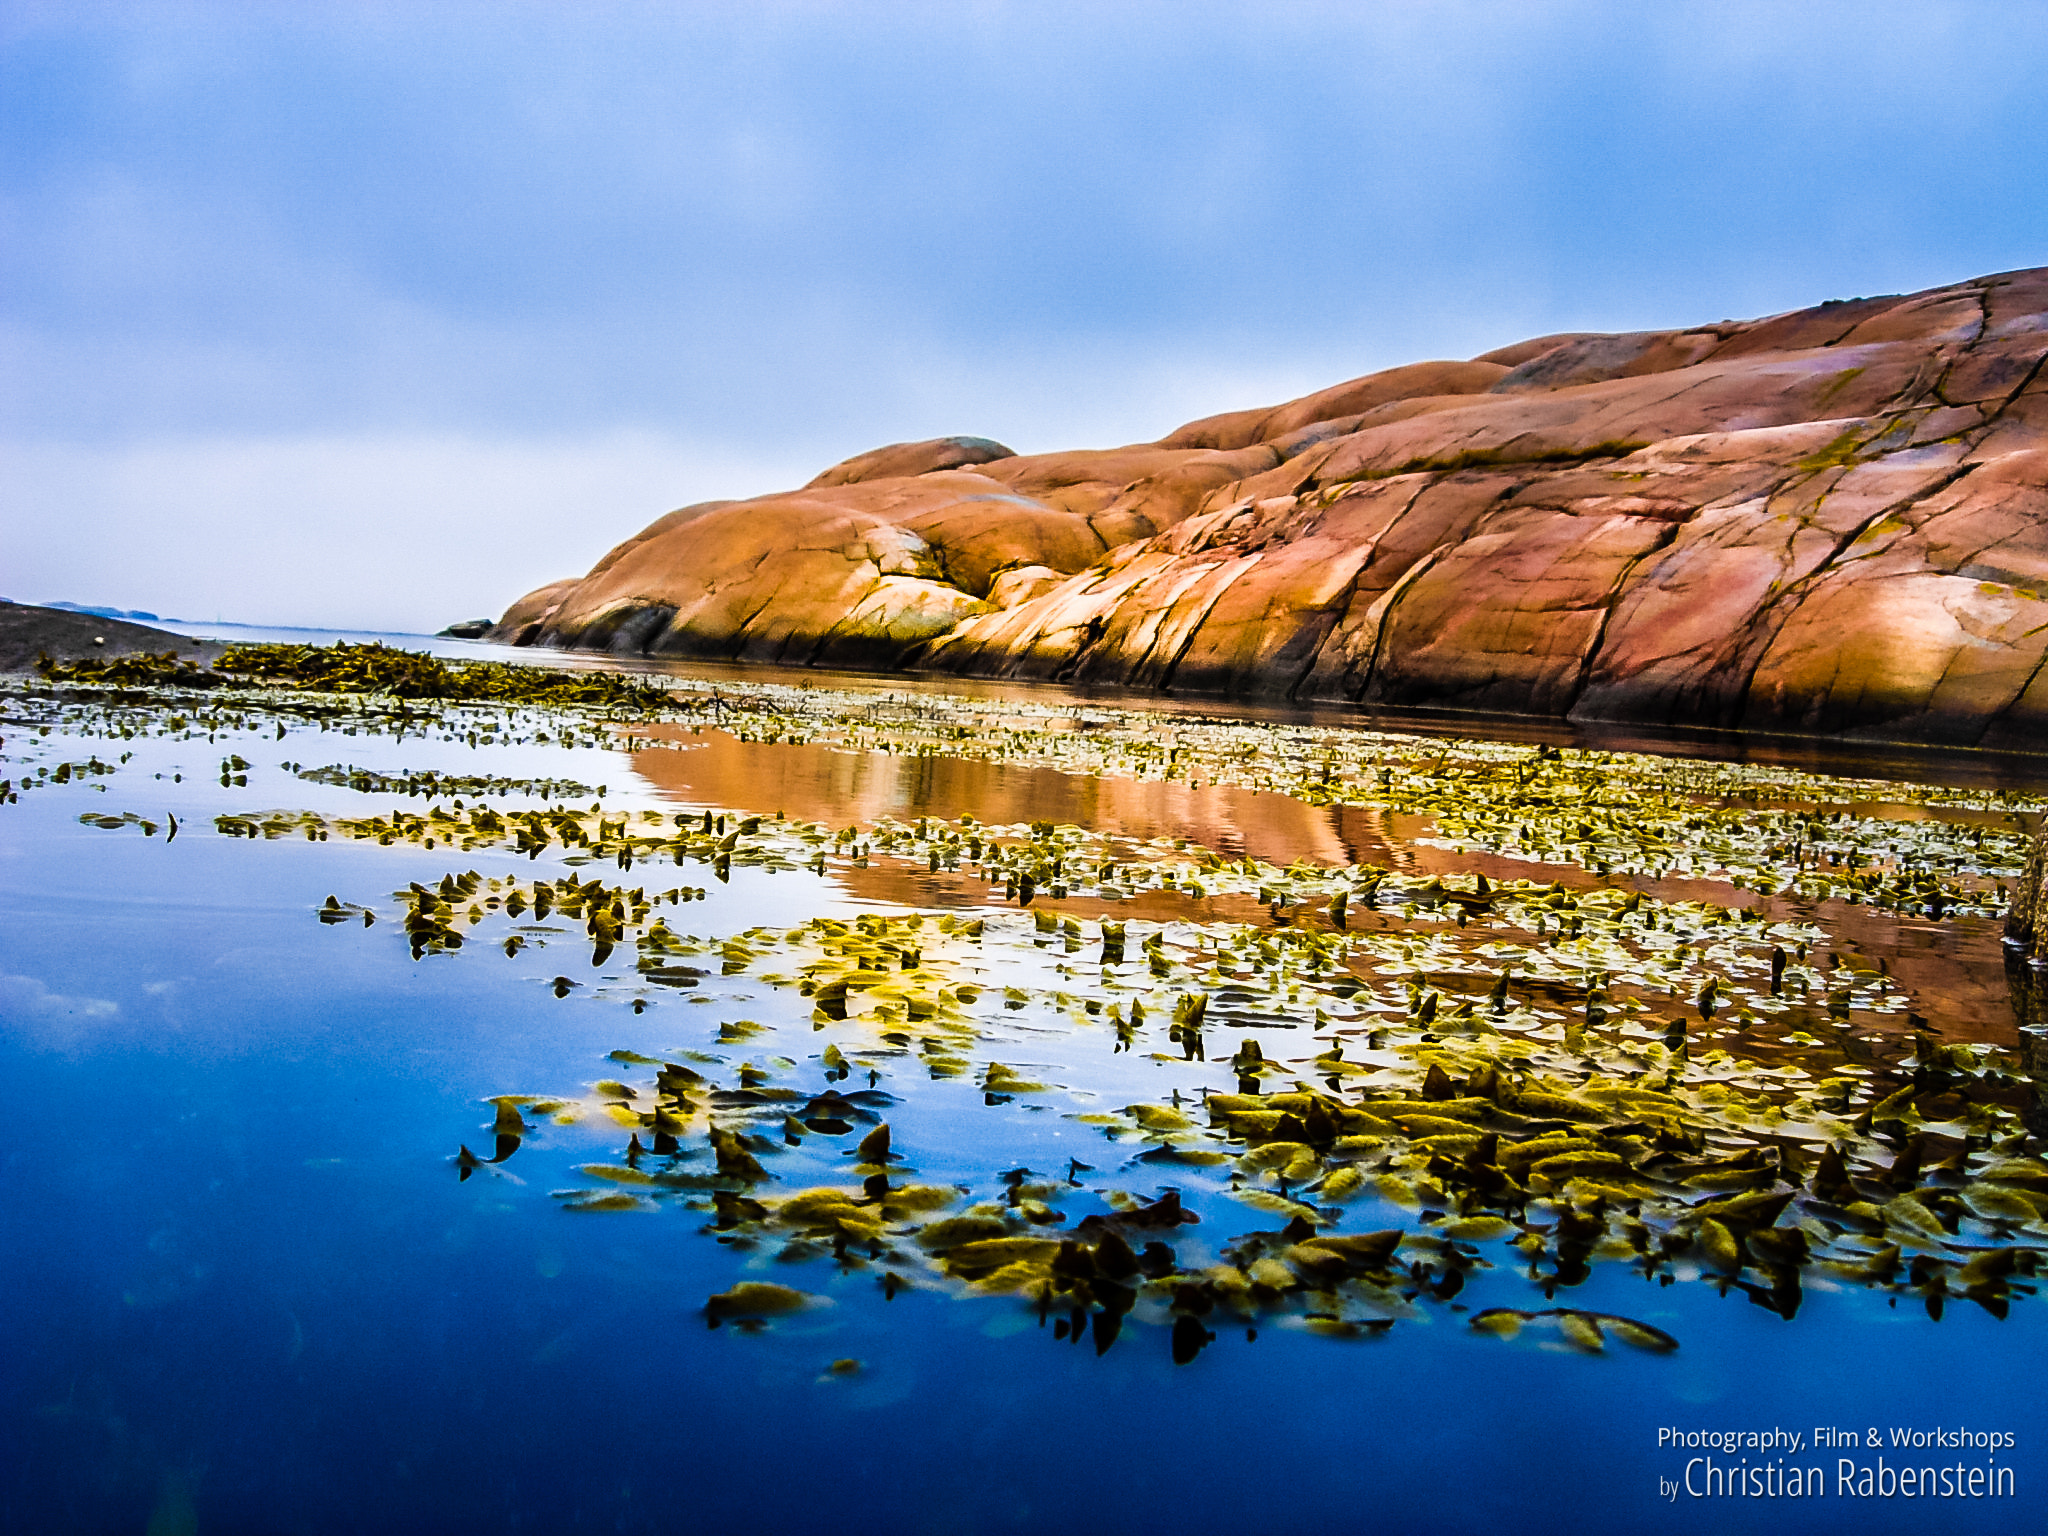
11, 642, 2045, 1367
18, 639, 2042, 930
449, 930, 2044, 1363
288, 761, 602, 800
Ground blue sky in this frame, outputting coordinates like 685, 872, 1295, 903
4, 0, 2044, 630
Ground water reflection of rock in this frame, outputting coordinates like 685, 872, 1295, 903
630, 725, 1363, 867
627, 725, 2023, 1042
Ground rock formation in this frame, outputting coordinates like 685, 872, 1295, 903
493, 268, 2048, 745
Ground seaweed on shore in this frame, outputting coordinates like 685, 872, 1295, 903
34, 650, 224, 689
39, 642, 677, 712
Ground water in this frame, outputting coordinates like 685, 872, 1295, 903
153, 617, 2048, 794
2, 661, 2041, 1534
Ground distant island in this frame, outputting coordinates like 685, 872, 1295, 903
492, 266, 2047, 749
43, 600, 161, 622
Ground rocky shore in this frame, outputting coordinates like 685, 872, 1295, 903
0, 601, 223, 674
494, 267, 2048, 747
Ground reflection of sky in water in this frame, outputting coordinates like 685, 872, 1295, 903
1, 715, 2040, 1535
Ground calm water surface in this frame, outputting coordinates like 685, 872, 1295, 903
1, 658, 2041, 1535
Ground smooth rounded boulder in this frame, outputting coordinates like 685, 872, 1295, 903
491, 265, 2048, 746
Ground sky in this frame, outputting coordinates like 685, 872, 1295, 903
3, 1, 2045, 632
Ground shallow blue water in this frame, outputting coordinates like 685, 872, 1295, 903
1, 708, 2039, 1535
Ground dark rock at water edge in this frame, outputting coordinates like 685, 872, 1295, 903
2007, 827, 2048, 1137
2009, 829, 2048, 965
0, 601, 223, 674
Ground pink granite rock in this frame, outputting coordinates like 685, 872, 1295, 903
494, 266, 2048, 744
805, 436, 1015, 488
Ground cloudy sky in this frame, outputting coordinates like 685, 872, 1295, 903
4, 0, 2044, 631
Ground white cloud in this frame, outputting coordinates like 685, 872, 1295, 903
0, 972, 120, 1052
